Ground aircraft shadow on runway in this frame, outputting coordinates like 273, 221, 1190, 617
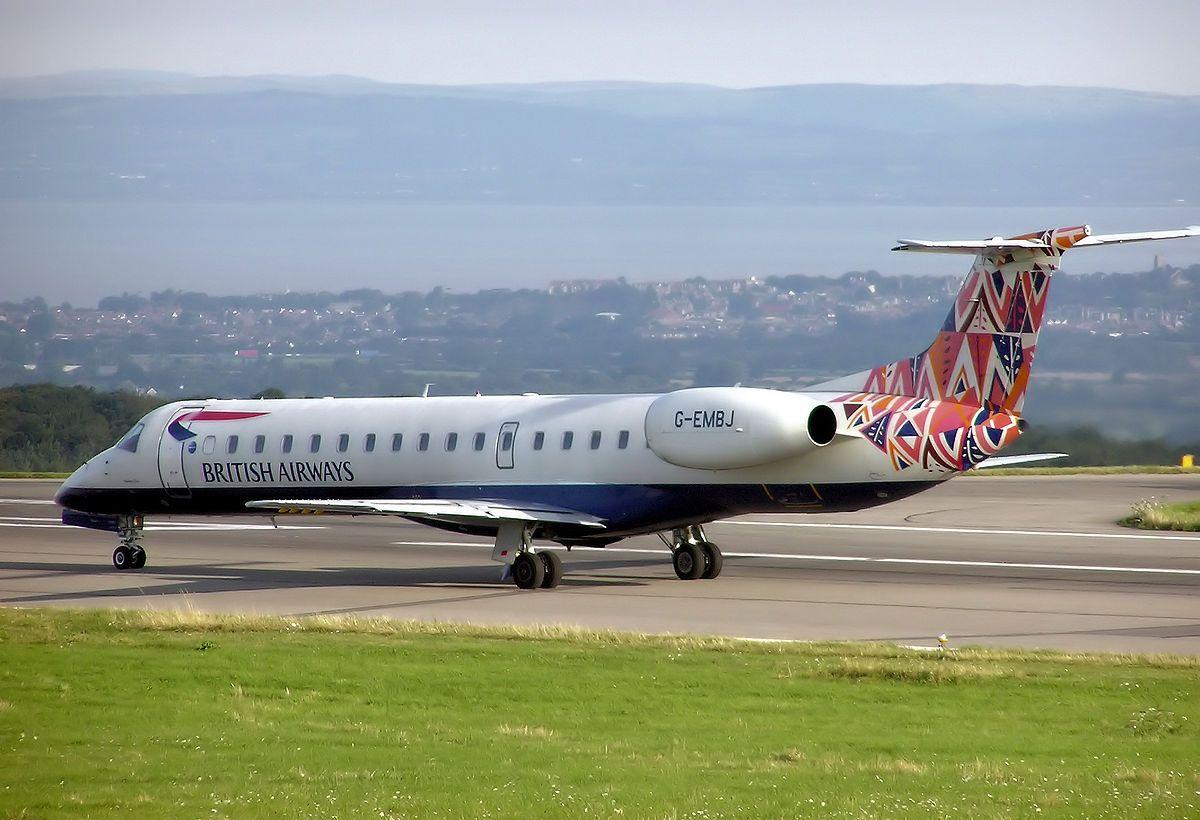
0, 556, 661, 605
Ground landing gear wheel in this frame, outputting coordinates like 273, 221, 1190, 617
700, 541, 723, 579
112, 545, 132, 570
672, 543, 704, 580
130, 547, 147, 570
512, 552, 545, 589
538, 551, 563, 589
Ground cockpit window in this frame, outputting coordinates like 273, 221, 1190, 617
116, 423, 145, 453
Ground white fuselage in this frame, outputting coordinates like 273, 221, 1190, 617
56, 389, 948, 541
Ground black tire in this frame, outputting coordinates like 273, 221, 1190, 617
112, 545, 131, 570
538, 551, 563, 589
130, 548, 147, 570
672, 543, 704, 580
512, 552, 545, 589
700, 542, 723, 579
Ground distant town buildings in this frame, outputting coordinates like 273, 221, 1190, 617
0, 264, 1196, 398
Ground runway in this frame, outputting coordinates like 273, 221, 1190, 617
2, 475, 1198, 653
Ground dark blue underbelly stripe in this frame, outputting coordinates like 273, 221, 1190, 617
56, 481, 941, 539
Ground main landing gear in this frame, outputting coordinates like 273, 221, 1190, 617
112, 514, 147, 571
488, 521, 722, 589
659, 525, 723, 580
493, 522, 563, 590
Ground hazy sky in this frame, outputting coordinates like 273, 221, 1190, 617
2, 0, 1198, 93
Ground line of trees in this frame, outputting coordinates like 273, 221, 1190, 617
0, 385, 162, 472
1, 384, 1196, 473
1004, 425, 1198, 468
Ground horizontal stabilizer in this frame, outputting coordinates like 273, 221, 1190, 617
1072, 226, 1200, 247
893, 238, 1051, 254
246, 497, 606, 528
895, 225, 1200, 255
973, 453, 1068, 469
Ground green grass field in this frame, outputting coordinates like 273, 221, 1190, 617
1, 609, 1197, 818
1121, 499, 1200, 532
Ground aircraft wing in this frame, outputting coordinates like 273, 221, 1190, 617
244, 498, 607, 528
972, 453, 1068, 469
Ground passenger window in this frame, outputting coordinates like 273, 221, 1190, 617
391, 433, 402, 452
502, 431, 513, 451
618, 430, 630, 449
446, 432, 458, 452
561, 431, 573, 450
533, 431, 545, 451
310, 434, 321, 453
254, 434, 266, 454
364, 433, 376, 453
227, 435, 239, 454
202, 435, 216, 455
337, 433, 349, 453
418, 433, 430, 452
281, 434, 293, 454
473, 432, 486, 451
589, 430, 601, 450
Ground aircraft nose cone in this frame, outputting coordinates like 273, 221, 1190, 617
54, 468, 83, 509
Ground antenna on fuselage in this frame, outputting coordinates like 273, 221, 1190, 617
422, 383, 435, 398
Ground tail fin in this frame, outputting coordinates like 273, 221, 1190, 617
813, 224, 1200, 414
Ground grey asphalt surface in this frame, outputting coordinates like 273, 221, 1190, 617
1, 475, 1198, 653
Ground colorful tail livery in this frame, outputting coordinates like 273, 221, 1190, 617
813, 225, 1200, 471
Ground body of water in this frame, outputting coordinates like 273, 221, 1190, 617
2, 202, 1198, 304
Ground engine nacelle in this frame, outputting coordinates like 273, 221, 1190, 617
644, 387, 837, 470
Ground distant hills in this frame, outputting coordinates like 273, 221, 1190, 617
0, 71, 1197, 205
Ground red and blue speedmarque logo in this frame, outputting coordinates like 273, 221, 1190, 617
168, 410, 269, 441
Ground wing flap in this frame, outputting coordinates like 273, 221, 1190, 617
245, 498, 606, 528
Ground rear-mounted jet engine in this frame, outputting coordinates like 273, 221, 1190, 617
644, 387, 838, 470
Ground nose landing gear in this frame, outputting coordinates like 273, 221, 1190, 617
112, 515, 147, 570
660, 525, 723, 580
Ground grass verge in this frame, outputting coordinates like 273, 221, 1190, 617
967, 465, 1197, 476
1, 608, 1198, 818
0, 471, 71, 479
1121, 498, 1200, 532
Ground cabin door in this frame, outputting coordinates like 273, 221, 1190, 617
158, 404, 206, 497
496, 421, 518, 470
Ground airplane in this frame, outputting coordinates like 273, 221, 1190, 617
55, 224, 1200, 589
